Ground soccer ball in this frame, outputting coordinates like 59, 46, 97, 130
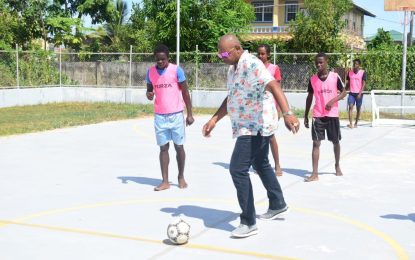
167, 218, 190, 245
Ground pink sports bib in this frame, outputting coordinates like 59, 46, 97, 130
349, 70, 364, 93
148, 64, 184, 114
310, 72, 340, 117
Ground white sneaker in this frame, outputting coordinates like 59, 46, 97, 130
231, 224, 258, 238
259, 206, 289, 220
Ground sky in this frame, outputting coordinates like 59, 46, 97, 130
108, 0, 408, 38
353, 0, 406, 37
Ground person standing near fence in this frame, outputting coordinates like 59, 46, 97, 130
304, 53, 347, 182
346, 59, 366, 128
146, 44, 194, 191
202, 34, 300, 238
257, 44, 283, 176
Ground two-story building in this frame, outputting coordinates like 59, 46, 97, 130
246, 0, 375, 49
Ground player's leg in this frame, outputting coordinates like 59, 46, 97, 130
327, 117, 343, 176
252, 135, 287, 220
172, 112, 187, 188
269, 135, 282, 176
355, 95, 363, 127
155, 143, 171, 191
347, 94, 355, 128
174, 144, 187, 188
229, 136, 256, 227
154, 114, 171, 191
305, 118, 324, 182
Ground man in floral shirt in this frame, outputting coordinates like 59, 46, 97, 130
202, 34, 300, 238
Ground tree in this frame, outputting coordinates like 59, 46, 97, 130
289, 0, 353, 53
139, 0, 255, 52
367, 28, 394, 49
104, 0, 128, 49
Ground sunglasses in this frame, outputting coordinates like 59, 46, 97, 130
217, 48, 235, 59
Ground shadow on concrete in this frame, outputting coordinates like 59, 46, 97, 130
117, 176, 160, 187
282, 168, 335, 178
213, 162, 230, 170
381, 213, 415, 223
161, 205, 238, 232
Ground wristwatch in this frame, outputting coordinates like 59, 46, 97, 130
282, 110, 294, 117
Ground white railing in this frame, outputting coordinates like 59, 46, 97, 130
251, 26, 290, 34
371, 90, 415, 126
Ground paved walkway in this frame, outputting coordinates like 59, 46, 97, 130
0, 116, 414, 260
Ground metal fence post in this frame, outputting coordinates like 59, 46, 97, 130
59, 45, 62, 87
129, 45, 132, 87
195, 44, 199, 91
273, 44, 276, 65
16, 44, 19, 88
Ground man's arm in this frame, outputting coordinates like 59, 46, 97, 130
358, 72, 366, 98
146, 83, 154, 100
266, 80, 299, 133
345, 74, 350, 91
202, 97, 227, 137
326, 77, 347, 110
179, 80, 194, 126
304, 92, 313, 128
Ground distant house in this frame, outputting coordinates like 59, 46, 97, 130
245, 0, 375, 49
365, 29, 415, 45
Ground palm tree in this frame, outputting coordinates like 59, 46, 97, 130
105, 0, 128, 47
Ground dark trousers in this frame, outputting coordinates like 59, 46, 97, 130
229, 134, 287, 226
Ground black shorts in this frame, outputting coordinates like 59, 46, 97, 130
311, 117, 341, 143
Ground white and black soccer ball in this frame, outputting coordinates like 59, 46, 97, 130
167, 217, 190, 245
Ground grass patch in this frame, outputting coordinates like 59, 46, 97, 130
0, 102, 412, 136
0, 103, 153, 136
0, 102, 226, 136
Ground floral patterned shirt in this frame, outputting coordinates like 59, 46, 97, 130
226, 51, 279, 138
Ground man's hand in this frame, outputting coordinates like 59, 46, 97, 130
202, 119, 216, 137
146, 91, 154, 100
304, 117, 309, 128
325, 100, 334, 111
357, 93, 362, 100
283, 114, 300, 133
186, 115, 195, 126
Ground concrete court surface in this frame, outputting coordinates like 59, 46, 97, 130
0, 115, 414, 260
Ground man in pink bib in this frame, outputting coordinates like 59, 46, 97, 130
146, 44, 194, 191
304, 53, 347, 182
346, 59, 366, 128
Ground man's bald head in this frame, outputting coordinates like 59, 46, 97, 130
217, 34, 243, 65
218, 34, 241, 49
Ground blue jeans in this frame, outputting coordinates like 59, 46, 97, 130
229, 134, 287, 226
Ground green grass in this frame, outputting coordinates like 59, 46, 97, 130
0, 102, 221, 136
0, 103, 412, 136
0, 103, 152, 136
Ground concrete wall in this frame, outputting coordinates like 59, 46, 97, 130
2, 87, 415, 114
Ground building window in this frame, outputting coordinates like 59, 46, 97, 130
345, 19, 349, 29
285, 1, 299, 23
353, 21, 356, 31
253, 1, 273, 22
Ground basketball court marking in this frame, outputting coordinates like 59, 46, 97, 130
0, 198, 409, 260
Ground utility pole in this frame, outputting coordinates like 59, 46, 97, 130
409, 11, 414, 46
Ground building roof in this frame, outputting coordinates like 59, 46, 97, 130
365, 30, 415, 42
353, 3, 376, 17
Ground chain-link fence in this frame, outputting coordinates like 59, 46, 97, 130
0, 47, 412, 91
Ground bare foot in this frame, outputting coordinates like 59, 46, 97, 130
178, 177, 188, 189
275, 166, 283, 176
354, 123, 358, 128
335, 165, 343, 176
305, 174, 319, 182
154, 182, 170, 191
347, 124, 353, 129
